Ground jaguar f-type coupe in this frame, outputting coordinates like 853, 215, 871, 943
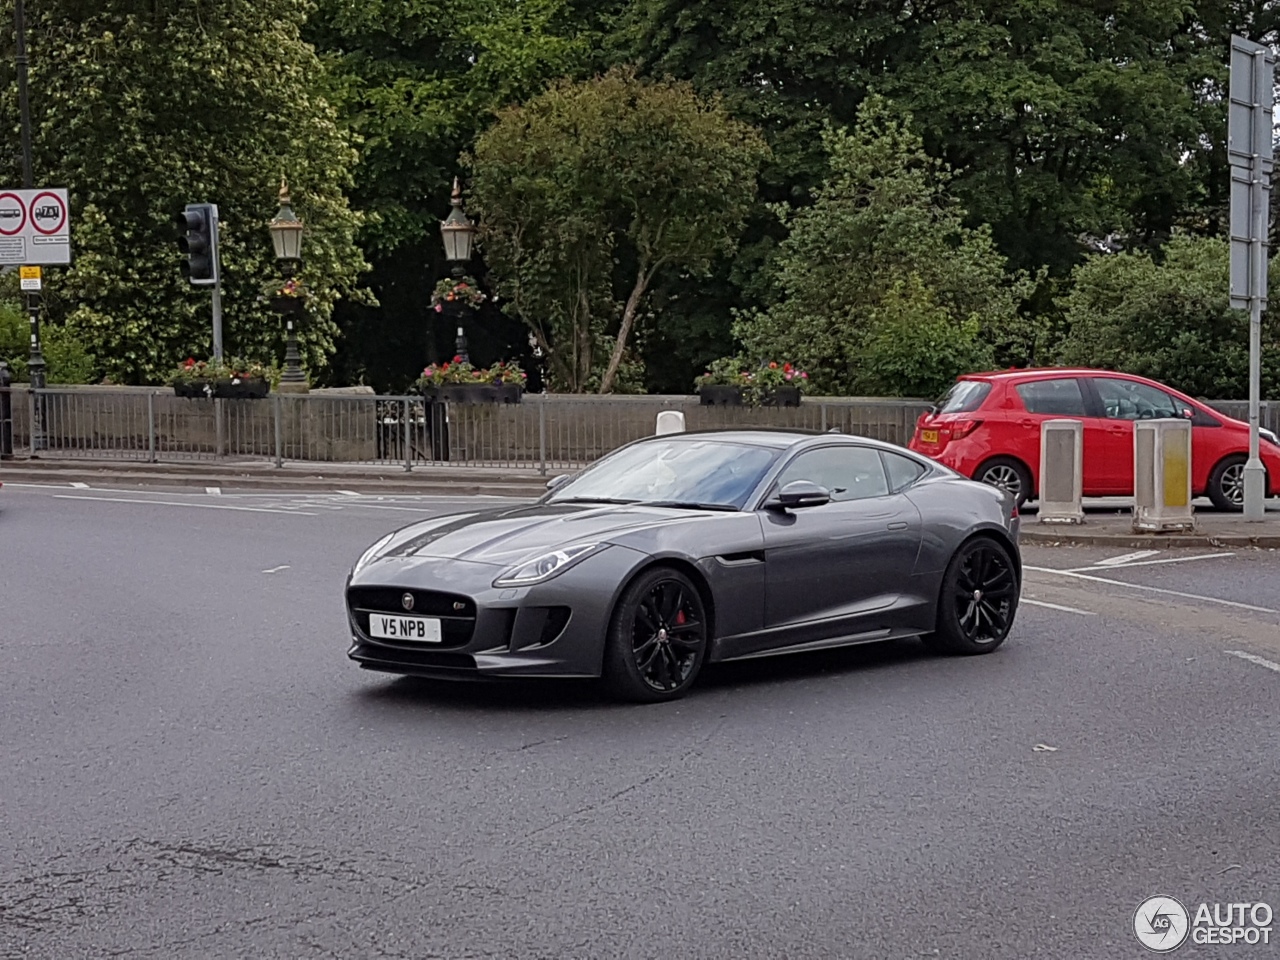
345, 429, 1021, 702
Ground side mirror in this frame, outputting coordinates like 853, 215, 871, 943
768, 479, 831, 510
546, 474, 572, 491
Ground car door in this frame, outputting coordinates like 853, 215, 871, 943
1084, 377, 1185, 493
1008, 377, 1098, 491
756, 444, 923, 642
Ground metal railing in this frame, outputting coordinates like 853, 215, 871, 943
0, 386, 1273, 474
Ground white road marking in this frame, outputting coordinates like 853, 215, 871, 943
1025, 565, 1278, 614
1225, 650, 1280, 674
336, 490, 361, 496
262, 565, 291, 574
1065, 552, 1234, 573
1022, 598, 1096, 616
70, 482, 90, 489
1095, 550, 1160, 566
206, 486, 222, 496
52, 495, 315, 516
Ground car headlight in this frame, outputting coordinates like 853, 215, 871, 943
493, 543, 605, 587
352, 533, 395, 577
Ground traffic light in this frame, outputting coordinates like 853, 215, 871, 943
176, 203, 219, 286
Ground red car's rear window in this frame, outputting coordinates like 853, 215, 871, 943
936, 380, 992, 414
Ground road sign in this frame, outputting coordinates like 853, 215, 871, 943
19, 265, 41, 290
0, 187, 71, 265
1227, 35, 1275, 523
1228, 36, 1273, 310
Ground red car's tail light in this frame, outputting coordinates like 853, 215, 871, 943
943, 420, 983, 441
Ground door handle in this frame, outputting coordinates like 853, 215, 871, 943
887, 521, 909, 530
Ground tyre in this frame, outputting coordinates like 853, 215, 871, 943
602, 567, 709, 703
1207, 455, 1248, 511
927, 536, 1019, 655
974, 457, 1033, 508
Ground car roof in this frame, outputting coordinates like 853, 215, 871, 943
958, 367, 1147, 383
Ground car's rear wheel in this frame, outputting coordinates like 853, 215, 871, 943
1207, 454, 1248, 511
925, 536, 1019, 655
602, 567, 708, 703
974, 457, 1033, 508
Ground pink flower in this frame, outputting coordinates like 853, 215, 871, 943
800, 371, 809, 379
434, 304, 443, 313
785, 371, 793, 381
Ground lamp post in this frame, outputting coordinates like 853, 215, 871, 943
269, 178, 308, 393
440, 177, 476, 364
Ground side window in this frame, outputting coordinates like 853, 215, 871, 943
774, 446, 890, 502
1014, 378, 1088, 416
1093, 378, 1181, 420
881, 451, 926, 492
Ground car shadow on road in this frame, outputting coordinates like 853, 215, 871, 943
350, 637, 940, 713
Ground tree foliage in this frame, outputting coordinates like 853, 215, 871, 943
0, 0, 369, 384
468, 67, 768, 392
1055, 234, 1280, 399
733, 98, 1033, 396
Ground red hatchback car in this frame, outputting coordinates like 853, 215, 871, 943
908, 368, 1280, 510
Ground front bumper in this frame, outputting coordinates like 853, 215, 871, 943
345, 546, 647, 680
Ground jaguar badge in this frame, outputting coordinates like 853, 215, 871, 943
401, 592, 415, 611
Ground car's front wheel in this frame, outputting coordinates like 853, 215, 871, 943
924, 536, 1019, 655
974, 457, 1033, 508
602, 567, 709, 703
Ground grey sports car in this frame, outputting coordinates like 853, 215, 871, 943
345, 429, 1021, 702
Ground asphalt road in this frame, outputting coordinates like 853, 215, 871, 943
1, 483, 1278, 959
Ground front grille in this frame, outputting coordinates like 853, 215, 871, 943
347, 586, 476, 647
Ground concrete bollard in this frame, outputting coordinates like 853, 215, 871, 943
655, 410, 685, 435
1133, 419, 1195, 532
1038, 419, 1084, 523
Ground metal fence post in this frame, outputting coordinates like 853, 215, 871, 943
147, 391, 157, 462
538, 396, 547, 476
274, 393, 283, 468
27, 387, 35, 457
403, 398, 412, 472
0, 361, 12, 460
820, 403, 828, 432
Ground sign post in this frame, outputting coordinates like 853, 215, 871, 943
1228, 35, 1275, 520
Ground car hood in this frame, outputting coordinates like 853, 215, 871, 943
360, 501, 722, 568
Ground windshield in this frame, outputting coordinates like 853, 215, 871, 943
546, 439, 780, 509
937, 380, 991, 414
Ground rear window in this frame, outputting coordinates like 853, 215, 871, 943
937, 380, 991, 414
1015, 378, 1087, 416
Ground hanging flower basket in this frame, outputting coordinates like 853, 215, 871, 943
699, 385, 744, 406
416, 358, 526, 403
432, 275, 487, 312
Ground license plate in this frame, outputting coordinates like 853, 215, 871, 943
369, 614, 442, 643
920, 429, 939, 443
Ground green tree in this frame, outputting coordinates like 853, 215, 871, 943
0, 297, 97, 384
305, 0, 612, 389
467, 67, 769, 392
0, 0, 368, 384
1055, 234, 1280, 399
733, 98, 1034, 396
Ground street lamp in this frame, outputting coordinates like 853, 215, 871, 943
269, 178, 308, 392
440, 177, 476, 363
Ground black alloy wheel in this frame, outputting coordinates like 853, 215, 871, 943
924, 537, 1019, 655
603, 567, 708, 703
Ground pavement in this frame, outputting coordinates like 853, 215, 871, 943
2, 485, 1279, 959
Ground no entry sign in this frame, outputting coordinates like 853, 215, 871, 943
0, 187, 71, 265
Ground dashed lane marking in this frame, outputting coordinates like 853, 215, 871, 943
1022, 598, 1096, 616
1065, 552, 1235, 573
52, 495, 316, 516
1024, 565, 1278, 615
1094, 550, 1160, 566
1225, 650, 1280, 674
